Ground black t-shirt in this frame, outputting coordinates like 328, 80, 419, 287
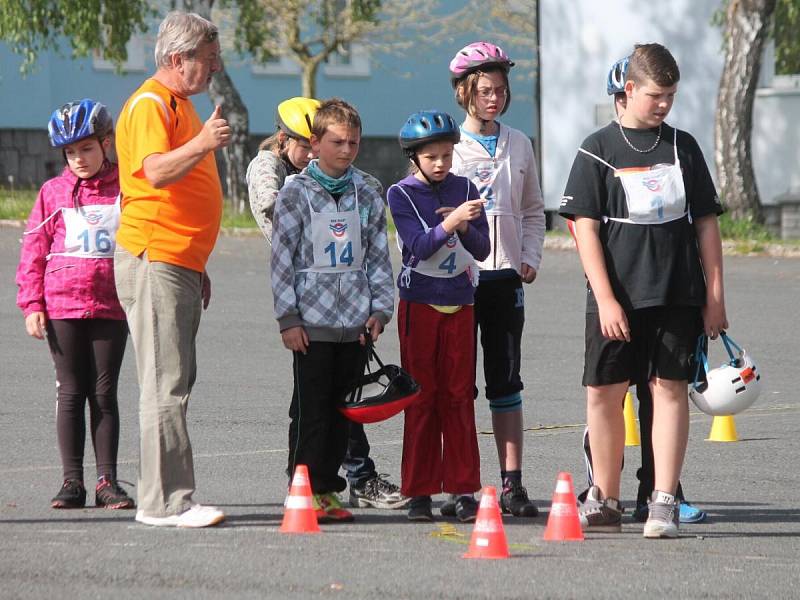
559, 122, 723, 313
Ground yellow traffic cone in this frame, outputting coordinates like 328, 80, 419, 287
624, 391, 640, 447
707, 415, 738, 442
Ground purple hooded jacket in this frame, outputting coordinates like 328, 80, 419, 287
387, 173, 489, 306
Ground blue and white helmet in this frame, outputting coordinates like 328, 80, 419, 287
47, 99, 113, 148
607, 56, 630, 95
398, 110, 460, 154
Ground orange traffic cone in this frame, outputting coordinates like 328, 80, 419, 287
463, 486, 509, 559
280, 464, 321, 534
543, 472, 584, 541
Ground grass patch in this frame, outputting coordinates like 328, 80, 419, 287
221, 205, 257, 229
0, 189, 37, 220
718, 213, 775, 242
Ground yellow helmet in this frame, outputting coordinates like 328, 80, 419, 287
276, 97, 321, 141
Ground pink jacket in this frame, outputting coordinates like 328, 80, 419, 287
16, 164, 126, 320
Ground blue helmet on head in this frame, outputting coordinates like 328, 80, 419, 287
607, 56, 630, 95
398, 110, 460, 155
48, 99, 113, 148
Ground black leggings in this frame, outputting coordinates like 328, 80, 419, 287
46, 319, 128, 481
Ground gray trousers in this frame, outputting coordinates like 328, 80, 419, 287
114, 246, 201, 517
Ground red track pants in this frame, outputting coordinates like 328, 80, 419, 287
398, 300, 481, 497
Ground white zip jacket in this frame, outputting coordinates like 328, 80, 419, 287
452, 123, 545, 272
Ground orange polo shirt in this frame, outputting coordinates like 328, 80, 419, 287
115, 78, 222, 272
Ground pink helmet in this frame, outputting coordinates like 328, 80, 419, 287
449, 41, 514, 87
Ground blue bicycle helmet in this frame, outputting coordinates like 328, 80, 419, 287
48, 99, 114, 148
398, 110, 460, 154
607, 56, 630, 95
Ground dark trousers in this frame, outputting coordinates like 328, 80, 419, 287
342, 422, 376, 487
288, 341, 366, 494
635, 383, 686, 504
46, 318, 128, 481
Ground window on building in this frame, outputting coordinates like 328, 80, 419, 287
93, 37, 146, 72
769, 3, 800, 89
251, 53, 301, 76
324, 43, 370, 78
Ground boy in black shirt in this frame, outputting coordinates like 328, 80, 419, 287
559, 43, 727, 538
577, 55, 708, 525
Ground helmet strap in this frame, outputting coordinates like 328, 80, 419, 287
410, 154, 441, 190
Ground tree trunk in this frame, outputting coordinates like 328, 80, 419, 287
185, 0, 250, 213
209, 67, 250, 213
301, 60, 320, 99
714, 0, 777, 222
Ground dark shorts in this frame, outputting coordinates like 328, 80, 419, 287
474, 273, 525, 401
582, 306, 703, 387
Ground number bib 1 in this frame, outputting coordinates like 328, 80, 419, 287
300, 188, 364, 273
577, 128, 688, 225
391, 183, 478, 287
51, 198, 120, 259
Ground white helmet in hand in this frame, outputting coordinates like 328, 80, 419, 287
689, 333, 762, 416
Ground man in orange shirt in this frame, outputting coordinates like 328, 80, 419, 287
114, 11, 231, 528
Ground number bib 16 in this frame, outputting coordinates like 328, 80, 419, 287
57, 201, 120, 259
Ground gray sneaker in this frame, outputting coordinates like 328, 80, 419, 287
578, 485, 622, 532
349, 474, 410, 509
643, 490, 680, 538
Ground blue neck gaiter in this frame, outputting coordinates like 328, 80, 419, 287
307, 159, 353, 195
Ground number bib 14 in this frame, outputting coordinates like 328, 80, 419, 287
301, 190, 364, 273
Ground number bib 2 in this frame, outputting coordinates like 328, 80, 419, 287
301, 189, 364, 273
454, 156, 512, 215
54, 199, 120, 259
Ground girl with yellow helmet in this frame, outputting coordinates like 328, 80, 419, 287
247, 97, 321, 242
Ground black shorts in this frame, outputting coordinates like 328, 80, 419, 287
474, 273, 525, 401
582, 306, 702, 387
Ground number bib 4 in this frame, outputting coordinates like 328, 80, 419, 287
391, 182, 478, 287
414, 232, 475, 279
301, 190, 364, 273
54, 199, 120, 259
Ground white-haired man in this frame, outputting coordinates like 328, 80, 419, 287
114, 11, 230, 528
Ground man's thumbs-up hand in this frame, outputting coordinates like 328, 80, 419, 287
199, 105, 231, 152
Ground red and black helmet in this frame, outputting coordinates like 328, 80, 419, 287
339, 339, 421, 424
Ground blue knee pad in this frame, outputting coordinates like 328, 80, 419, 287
489, 392, 522, 413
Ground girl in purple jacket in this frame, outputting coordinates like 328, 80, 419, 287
16, 100, 133, 510
387, 110, 489, 522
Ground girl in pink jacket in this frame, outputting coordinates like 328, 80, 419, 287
16, 99, 134, 510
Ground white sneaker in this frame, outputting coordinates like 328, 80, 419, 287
643, 491, 679, 539
135, 504, 225, 528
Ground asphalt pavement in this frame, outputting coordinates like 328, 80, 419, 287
1, 225, 799, 599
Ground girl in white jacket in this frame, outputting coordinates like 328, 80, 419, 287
448, 41, 546, 517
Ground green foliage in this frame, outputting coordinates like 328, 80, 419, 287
0, 0, 153, 74
713, 0, 800, 75
226, 0, 381, 62
718, 212, 775, 241
0, 189, 37, 220
774, 0, 800, 75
